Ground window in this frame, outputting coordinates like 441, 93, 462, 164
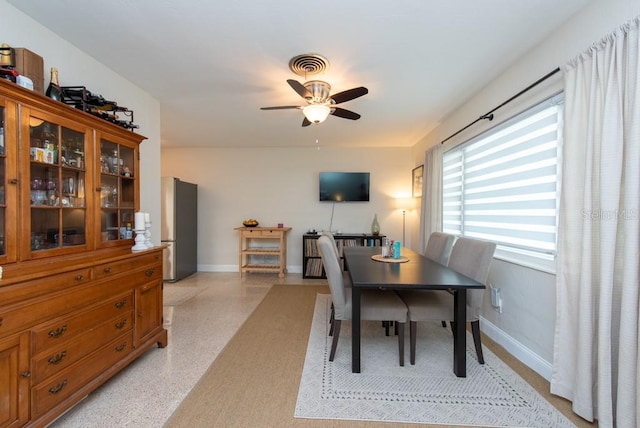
442, 93, 563, 271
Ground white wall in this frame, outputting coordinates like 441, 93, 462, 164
1, 0, 162, 244
161, 146, 414, 272
411, 0, 640, 378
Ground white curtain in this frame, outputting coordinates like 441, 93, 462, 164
551, 17, 640, 427
418, 144, 443, 254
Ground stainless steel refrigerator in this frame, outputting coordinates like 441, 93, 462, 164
161, 177, 198, 281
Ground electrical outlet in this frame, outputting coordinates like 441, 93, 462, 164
490, 283, 502, 313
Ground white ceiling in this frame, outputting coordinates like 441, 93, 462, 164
8, 0, 591, 149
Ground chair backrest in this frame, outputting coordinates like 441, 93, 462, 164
447, 237, 496, 319
425, 232, 455, 265
317, 235, 348, 318
321, 231, 341, 263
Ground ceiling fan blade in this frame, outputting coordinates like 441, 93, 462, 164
287, 79, 312, 99
331, 107, 361, 120
330, 87, 368, 104
302, 117, 312, 127
260, 106, 302, 110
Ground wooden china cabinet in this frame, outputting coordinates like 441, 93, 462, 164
0, 78, 167, 428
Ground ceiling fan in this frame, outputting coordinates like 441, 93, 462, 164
261, 79, 368, 126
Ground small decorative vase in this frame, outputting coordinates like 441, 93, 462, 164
371, 213, 380, 235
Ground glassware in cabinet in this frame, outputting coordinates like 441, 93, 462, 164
28, 115, 87, 253
98, 138, 136, 243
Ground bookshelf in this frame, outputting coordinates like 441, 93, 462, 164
302, 233, 385, 279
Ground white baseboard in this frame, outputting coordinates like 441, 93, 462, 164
480, 317, 553, 381
197, 264, 236, 272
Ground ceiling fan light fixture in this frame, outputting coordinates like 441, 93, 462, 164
303, 104, 331, 124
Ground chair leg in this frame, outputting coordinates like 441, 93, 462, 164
397, 322, 405, 366
471, 320, 484, 364
383, 321, 390, 336
409, 321, 417, 365
394, 321, 399, 336
329, 320, 341, 361
441, 321, 447, 328
329, 304, 335, 336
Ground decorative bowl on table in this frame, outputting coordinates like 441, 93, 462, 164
243, 219, 259, 227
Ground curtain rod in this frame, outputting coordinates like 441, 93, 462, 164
440, 67, 561, 145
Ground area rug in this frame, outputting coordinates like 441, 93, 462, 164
295, 293, 575, 427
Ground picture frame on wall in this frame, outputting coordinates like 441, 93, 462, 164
412, 165, 424, 198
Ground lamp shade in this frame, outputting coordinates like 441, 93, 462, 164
395, 197, 416, 211
303, 104, 331, 124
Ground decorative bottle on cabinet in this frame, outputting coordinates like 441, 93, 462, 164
371, 213, 380, 235
46, 67, 61, 101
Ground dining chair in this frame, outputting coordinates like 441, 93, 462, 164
321, 230, 342, 266
397, 237, 496, 365
321, 231, 345, 335
424, 232, 456, 328
317, 235, 409, 366
424, 232, 455, 265
379, 232, 454, 337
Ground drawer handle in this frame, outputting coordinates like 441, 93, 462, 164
154, 254, 160, 260
145, 268, 155, 277
49, 380, 68, 395
115, 300, 127, 309
104, 267, 112, 273
115, 319, 127, 329
22, 371, 31, 378
48, 325, 67, 338
115, 342, 127, 352
9, 178, 18, 185
76, 274, 84, 281
48, 351, 67, 365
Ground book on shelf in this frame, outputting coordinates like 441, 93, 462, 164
305, 258, 324, 277
305, 238, 319, 257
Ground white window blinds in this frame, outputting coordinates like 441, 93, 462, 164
442, 93, 563, 259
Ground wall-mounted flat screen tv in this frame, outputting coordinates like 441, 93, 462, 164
319, 172, 370, 202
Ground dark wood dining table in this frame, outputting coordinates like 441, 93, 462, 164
343, 246, 485, 377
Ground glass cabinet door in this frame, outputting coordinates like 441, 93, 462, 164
29, 115, 87, 254
0, 97, 16, 263
99, 138, 136, 243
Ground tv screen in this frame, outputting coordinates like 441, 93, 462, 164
319, 172, 370, 202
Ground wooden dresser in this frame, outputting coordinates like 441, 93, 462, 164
0, 79, 167, 427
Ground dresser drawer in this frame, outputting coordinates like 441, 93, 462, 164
242, 229, 259, 238
0, 280, 120, 338
31, 332, 133, 419
0, 268, 92, 307
242, 229, 283, 238
129, 263, 162, 284
94, 252, 162, 280
32, 312, 133, 384
31, 292, 133, 354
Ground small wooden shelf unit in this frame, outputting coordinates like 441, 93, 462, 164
302, 233, 385, 278
235, 226, 291, 277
